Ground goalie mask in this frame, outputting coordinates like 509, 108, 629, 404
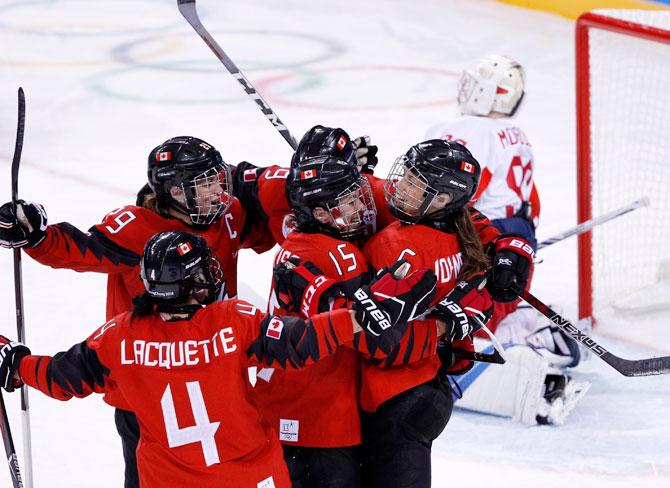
385, 139, 480, 224
287, 156, 377, 241
148, 136, 233, 226
291, 125, 358, 167
140, 231, 224, 313
457, 54, 525, 117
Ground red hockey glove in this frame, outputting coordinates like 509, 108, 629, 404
433, 273, 493, 342
0, 200, 47, 249
0, 335, 30, 392
273, 257, 341, 317
352, 261, 437, 353
488, 235, 534, 302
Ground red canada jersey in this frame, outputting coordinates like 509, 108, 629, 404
19, 300, 355, 488
26, 202, 246, 321
255, 231, 370, 447
360, 221, 464, 412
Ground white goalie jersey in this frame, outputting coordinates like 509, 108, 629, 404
425, 115, 540, 226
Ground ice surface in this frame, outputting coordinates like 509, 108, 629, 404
0, 1, 668, 486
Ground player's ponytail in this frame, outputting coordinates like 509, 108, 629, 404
453, 207, 490, 278
131, 293, 157, 321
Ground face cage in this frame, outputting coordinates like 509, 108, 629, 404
191, 251, 225, 304
181, 163, 233, 225
323, 177, 377, 239
384, 156, 441, 223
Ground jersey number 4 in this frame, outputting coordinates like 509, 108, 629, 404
161, 382, 221, 466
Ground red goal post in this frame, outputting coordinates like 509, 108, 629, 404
576, 10, 670, 321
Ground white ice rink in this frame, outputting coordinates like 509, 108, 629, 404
0, 0, 669, 486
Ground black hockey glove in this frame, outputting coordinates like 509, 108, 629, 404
352, 261, 437, 353
0, 335, 30, 393
352, 136, 379, 175
433, 273, 493, 342
487, 235, 534, 302
0, 200, 47, 249
273, 257, 342, 317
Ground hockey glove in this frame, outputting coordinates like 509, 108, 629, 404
352, 261, 437, 353
433, 273, 493, 342
352, 136, 379, 175
437, 337, 475, 377
487, 235, 534, 302
0, 200, 48, 249
273, 257, 342, 317
0, 335, 30, 393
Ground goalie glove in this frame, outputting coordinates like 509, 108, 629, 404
273, 257, 341, 317
0, 200, 48, 249
352, 261, 436, 353
0, 335, 30, 392
352, 136, 379, 175
433, 273, 493, 342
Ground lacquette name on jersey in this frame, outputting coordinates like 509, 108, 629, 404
120, 327, 238, 369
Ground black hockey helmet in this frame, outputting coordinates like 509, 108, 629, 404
139, 231, 223, 314
147, 136, 233, 226
385, 139, 481, 224
286, 156, 376, 241
291, 125, 358, 167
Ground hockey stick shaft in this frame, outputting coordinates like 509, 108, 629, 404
522, 290, 670, 377
10, 88, 33, 488
537, 197, 649, 250
0, 391, 23, 488
177, 0, 298, 150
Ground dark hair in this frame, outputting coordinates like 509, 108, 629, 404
453, 208, 490, 278
130, 293, 157, 321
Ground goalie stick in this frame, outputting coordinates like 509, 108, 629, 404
522, 290, 670, 377
177, 0, 298, 150
537, 197, 649, 250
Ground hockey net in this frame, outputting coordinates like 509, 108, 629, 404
576, 10, 670, 326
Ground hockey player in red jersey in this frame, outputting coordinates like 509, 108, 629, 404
0, 230, 437, 487
358, 139, 497, 488
0, 136, 270, 488
256, 131, 378, 487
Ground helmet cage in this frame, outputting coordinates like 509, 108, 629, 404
385, 156, 440, 223
173, 163, 233, 226
321, 176, 377, 240
457, 69, 498, 117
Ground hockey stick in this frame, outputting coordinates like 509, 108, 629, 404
10, 88, 33, 488
537, 197, 649, 250
522, 290, 670, 377
177, 0, 298, 150
0, 391, 23, 488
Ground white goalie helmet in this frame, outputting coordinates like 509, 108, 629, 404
457, 54, 525, 117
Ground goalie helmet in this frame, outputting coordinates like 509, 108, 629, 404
457, 54, 525, 117
385, 139, 480, 224
148, 136, 233, 226
140, 231, 223, 311
286, 156, 376, 241
291, 125, 358, 167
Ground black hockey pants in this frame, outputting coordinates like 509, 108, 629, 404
360, 378, 454, 488
114, 408, 140, 488
282, 444, 362, 488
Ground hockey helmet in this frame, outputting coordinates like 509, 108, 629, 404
140, 231, 223, 310
457, 54, 525, 117
385, 139, 481, 224
148, 136, 233, 225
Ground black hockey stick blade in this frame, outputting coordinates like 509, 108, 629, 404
453, 347, 506, 365
522, 290, 670, 377
177, 0, 298, 149
11, 88, 25, 203
0, 391, 23, 488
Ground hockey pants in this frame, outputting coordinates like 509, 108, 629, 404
282, 444, 362, 488
360, 378, 454, 488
